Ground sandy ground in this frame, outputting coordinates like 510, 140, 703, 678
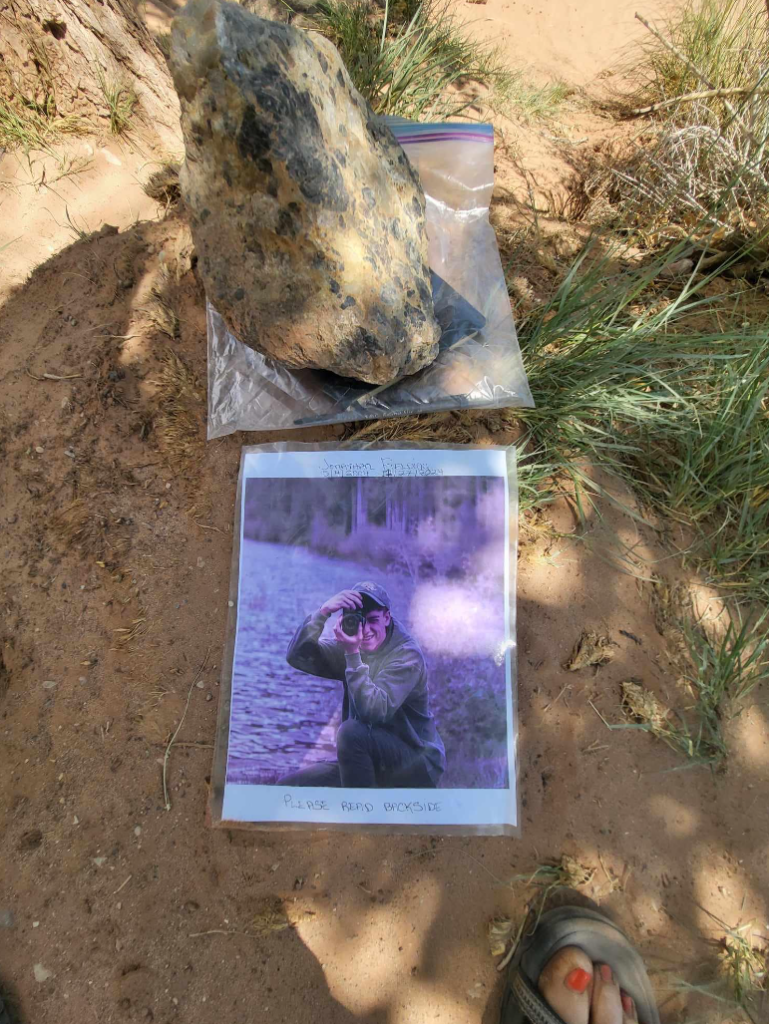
460, 0, 667, 86
0, 142, 168, 304
1, 2, 768, 1024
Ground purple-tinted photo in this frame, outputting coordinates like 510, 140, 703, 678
227, 474, 509, 790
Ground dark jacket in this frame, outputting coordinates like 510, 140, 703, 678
286, 610, 446, 781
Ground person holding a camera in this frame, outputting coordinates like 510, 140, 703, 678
279, 582, 446, 788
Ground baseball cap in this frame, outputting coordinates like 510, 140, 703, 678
352, 581, 390, 610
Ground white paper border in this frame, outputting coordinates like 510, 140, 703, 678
241, 446, 507, 480
223, 446, 517, 831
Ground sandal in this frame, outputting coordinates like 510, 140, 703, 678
501, 905, 660, 1024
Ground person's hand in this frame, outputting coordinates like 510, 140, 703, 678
320, 589, 363, 617
333, 616, 363, 655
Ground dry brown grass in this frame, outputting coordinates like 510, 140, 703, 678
344, 409, 521, 444
565, 631, 616, 671
112, 616, 148, 652
53, 500, 107, 556
52, 498, 130, 562
186, 502, 224, 534
648, 575, 691, 669
150, 350, 204, 464
142, 289, 180, 340
134, 683, 169, 717
490, 854, 597, 968
488, 916, 517, 958
142, 161, 181, 207
621, 679, 672, 735
248, 898, 291, 936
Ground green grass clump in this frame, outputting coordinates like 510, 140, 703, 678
512, 240, 769, 606
0, 101, 82, 152
312, 0, 515, 120
672, 918, 767, 1017
614, 0, 769, 238
720, 918, 767, 1008
675, 909, 768, 1015
97, 70, 137, 136
633, 0, 769, 125
679, 612, 769, 763
508, 80, 571, 123
512, 855, 595, 890
504, 1, 769, 611
622, 610, 769, 768
0, 16, 86, 152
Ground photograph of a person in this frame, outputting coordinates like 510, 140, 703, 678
223, 452, 515, 820
280, 580, 446, 789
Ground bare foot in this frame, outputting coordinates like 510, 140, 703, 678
538, 947, 594, 1024
539, 949, 639, 1024
590, 963, 624, 1024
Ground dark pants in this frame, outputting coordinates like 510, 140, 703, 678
279, 719, 436, 788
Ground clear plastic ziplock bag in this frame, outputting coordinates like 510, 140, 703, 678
207, 121, 534, 437
209, 442, 519, 836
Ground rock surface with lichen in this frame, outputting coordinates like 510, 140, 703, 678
169, 0, 440, 384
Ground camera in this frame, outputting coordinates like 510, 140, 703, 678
341, 609, 366, 636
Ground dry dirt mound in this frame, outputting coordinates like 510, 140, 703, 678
1, 0, 768, 1010
1, 208, 768, 1024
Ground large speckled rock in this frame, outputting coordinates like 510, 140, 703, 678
169, 0, 441, 384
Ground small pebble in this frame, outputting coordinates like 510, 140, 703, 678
79, 677, 87, 684
34, 964, 53, 983
93, 857, 107, 867
35, 446, 45, 454
0, 910, 14, 929
195, 680, 205, 689
64, 449, 76, 459
206, 693, 213, 702
32, 921, 40, 928
42, 680, 57, 689
165, 482, 172, 490
73, 816, 79, 825
134, 826, 142, 837
197, 557, 205, 568
228, 600, 234, 608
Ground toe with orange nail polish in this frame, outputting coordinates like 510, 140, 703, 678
622, 993, 634, 1014
565, 968, 592, 993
